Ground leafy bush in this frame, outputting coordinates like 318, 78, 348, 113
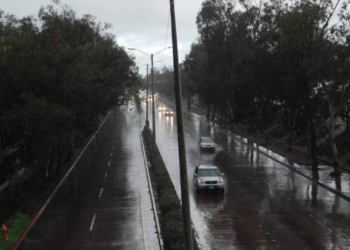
142, 128, 199, 250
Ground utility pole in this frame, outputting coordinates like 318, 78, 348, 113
128, 47, 170, 138
146, 64, 149, 128
169, 0, 193, 249
151, 53, 156, 142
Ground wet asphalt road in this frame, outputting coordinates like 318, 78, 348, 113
16, 96, 350, 250
154, 97, 350, 250
17, 106, 160, 250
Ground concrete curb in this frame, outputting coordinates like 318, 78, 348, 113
140, 133, 164, 250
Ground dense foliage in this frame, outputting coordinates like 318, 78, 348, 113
180, 0, 350, 173
0, 2, 139, 185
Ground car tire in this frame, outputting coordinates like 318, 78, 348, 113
196, 187, 200, 194
220, 189, 224, 194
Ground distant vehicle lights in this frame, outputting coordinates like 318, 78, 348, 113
165, 110, 174, 116
158, 106, 166, 111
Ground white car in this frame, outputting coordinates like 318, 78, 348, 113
199, 137, 216, 152
193, 165, 225, 194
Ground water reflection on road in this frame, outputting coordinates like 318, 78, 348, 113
17, 105, 160, 250
154, 98, 350, 250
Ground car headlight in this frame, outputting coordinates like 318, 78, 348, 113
197, 178, 204, 184
219, 178, 224, 184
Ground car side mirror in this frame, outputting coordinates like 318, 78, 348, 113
222, 173, 225, 176
194, 173, 197, 176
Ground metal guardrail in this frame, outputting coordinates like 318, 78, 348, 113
139, 133, 164, 250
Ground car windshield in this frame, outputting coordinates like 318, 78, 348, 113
197, 169, 221, 177
201, 137, 213, 143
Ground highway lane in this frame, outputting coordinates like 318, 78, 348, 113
154, 96, 350, 250
17, 106, 160, 250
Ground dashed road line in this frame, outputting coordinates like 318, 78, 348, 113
108, 160, 111, 166
99, 188, 104, 198
105, 172, 108, 179
89, 214, 97, 231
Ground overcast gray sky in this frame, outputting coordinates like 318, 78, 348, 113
1, 0, 203, 76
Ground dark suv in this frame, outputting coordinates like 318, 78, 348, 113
193, 165, 225, 194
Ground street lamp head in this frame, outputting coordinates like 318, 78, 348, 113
154, 46, 173, 56
128, 48, 150, 57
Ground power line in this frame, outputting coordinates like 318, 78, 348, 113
160, 9, 171, 70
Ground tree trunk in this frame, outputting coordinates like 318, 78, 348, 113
211, 105, 216, 121
206, 105, 210, 122
187, 96, 191, 111
227, 100, 234, 128
56, 145, 62, 177
286, 130, 294, 152
310, 123, 319, 170
41, 160, 49, 190
346, 114, 350, 133
329, 110, 341, 176
0, 136, 2, 165
259, 127, 269, 144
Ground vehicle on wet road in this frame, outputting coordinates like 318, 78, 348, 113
165, 110, 173, 116
199, 137, 216, 152
158, 105, 166, 111
193, 165, 225, 194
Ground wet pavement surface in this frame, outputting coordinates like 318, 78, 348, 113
156, 97, 350, 250
16, 107, 160, 250
15, 96, 350, 250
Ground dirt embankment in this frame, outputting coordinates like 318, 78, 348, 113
164, 94, 350, 172
225, 122, 350, 173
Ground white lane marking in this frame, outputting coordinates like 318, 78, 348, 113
110, 152, 113, 157
99, 188, 104, 198
108, 160, 111, 166
113, 146, 115, 150
104, 172, 108, 179
89, 214, 97, 231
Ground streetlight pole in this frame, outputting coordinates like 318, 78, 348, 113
151, 53, 156, 142
134, 61, 149, 128
128, 47, 172, 141
146, 64, 149, 128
